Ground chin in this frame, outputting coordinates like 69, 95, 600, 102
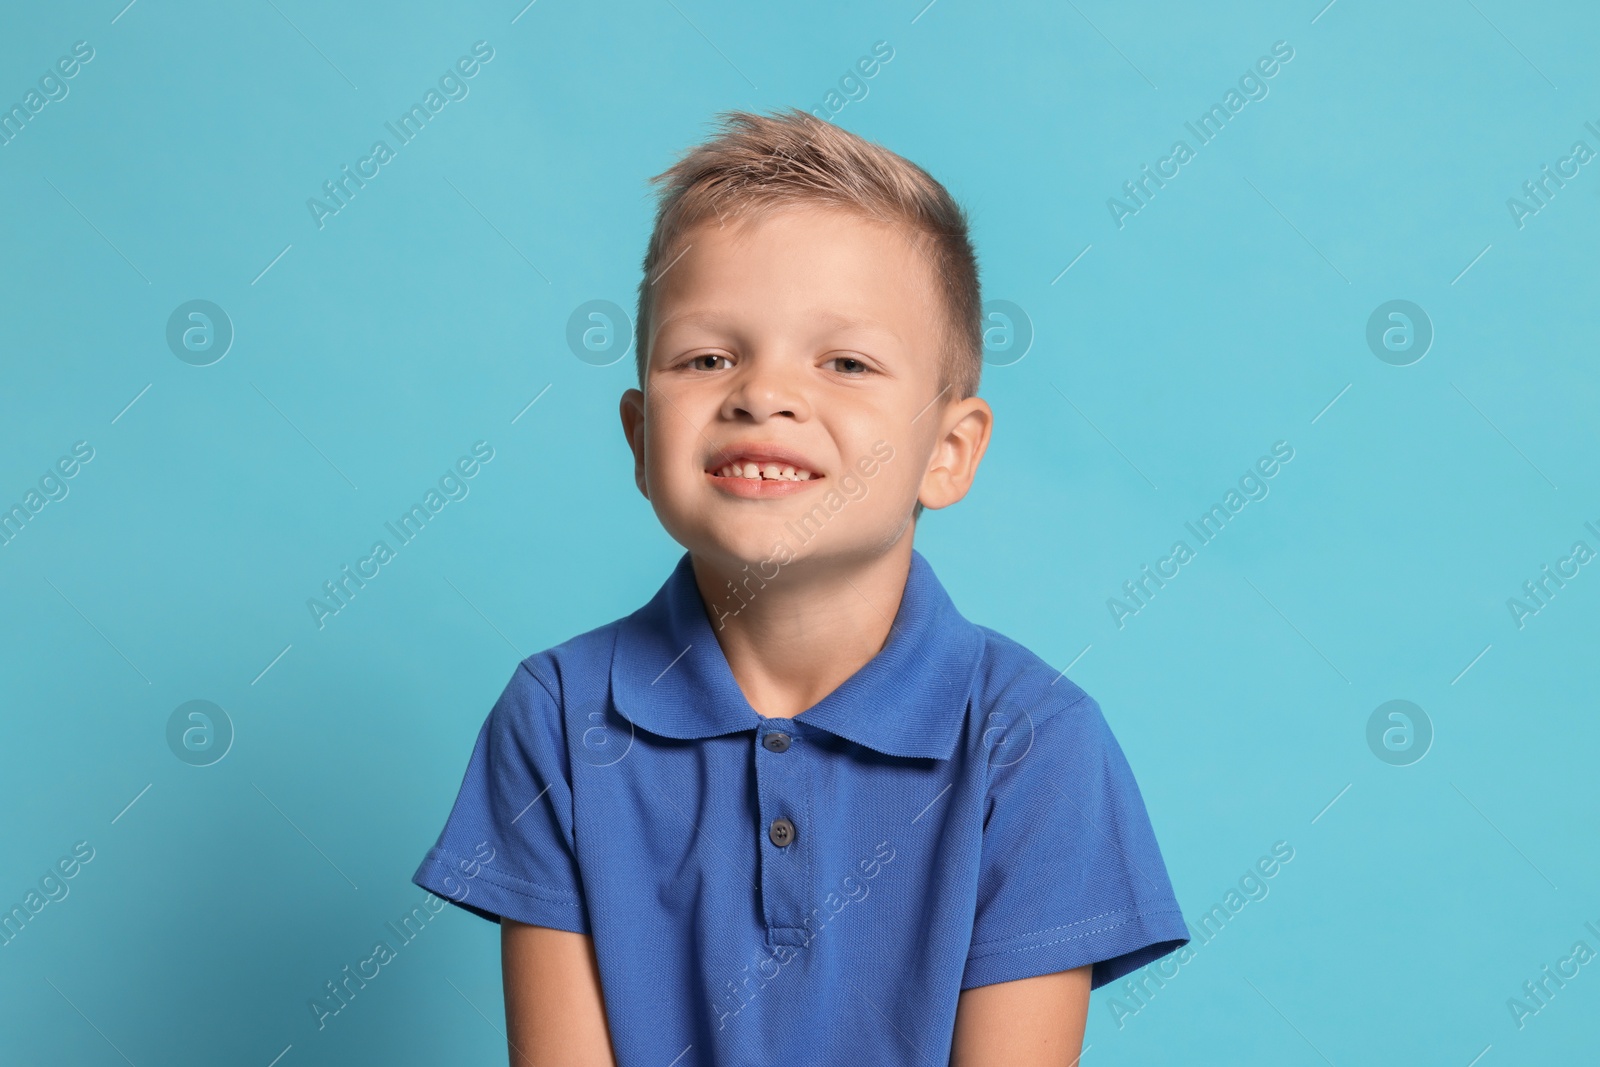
687, 526, 794, 569
653, 508, 768, 562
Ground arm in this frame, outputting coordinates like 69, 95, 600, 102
948, 964, 1092, 1067
501, 919, 618, 1067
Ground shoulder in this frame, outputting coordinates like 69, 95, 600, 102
517, 617, 622, 701
965, 624, 1117, 775
970, 623, 1100, 729
488, 616, 627, 740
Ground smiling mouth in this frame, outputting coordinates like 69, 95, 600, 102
710, 461, 817, 482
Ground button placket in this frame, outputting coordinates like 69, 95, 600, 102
754, 724, 811, 944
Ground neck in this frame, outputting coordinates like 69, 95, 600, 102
689, 536, 915, 719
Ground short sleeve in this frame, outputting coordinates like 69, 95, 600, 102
411, 661, 590, 934
963, 694, 1188, 991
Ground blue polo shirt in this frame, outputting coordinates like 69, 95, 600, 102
413, 549, 1187, 1065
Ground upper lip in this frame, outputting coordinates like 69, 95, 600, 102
705, 442, 822, 476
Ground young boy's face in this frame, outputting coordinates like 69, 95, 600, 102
620, 204, 989, 573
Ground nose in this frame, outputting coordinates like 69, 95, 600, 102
720, 356, 809, 423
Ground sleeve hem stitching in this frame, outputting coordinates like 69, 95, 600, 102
967, 904, 1185, 960
427, 846, 582, 908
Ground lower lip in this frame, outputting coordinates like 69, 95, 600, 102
705, 470, 823, 498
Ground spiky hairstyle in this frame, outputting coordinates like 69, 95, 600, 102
633, 107, 982, 402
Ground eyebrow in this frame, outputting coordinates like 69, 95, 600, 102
650, 310, 728, 336
654, 309, 893, 336
809, 310, 893, 333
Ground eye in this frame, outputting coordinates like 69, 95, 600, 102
828, 355, 872, 375
684, 352, 732, 371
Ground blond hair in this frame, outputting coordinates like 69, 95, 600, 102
634, 107, 982, 402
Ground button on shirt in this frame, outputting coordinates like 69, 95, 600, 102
412, 549, 1188, 1066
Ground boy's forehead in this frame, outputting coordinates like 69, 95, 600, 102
653, 304, 900, 341
652, 205, 942, 333
686, 201, 925, 261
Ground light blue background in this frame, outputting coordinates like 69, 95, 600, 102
2, 1, 1596, 1064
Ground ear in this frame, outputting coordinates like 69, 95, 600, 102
619, 388, 650, 499
918, 396, 992, 511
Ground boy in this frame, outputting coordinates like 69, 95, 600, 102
413, 107, 1188, 1066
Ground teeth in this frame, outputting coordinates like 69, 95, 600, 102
713, 460, 817, 481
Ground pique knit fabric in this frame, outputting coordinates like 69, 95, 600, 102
413, 549, 1188, 1066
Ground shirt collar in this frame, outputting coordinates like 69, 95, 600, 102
609, 549, 985, 760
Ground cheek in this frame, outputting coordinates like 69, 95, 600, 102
643, 435, 683, 491
644, 404, 698, 470
843, 448, 919, 521
642, 415, 713, 508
